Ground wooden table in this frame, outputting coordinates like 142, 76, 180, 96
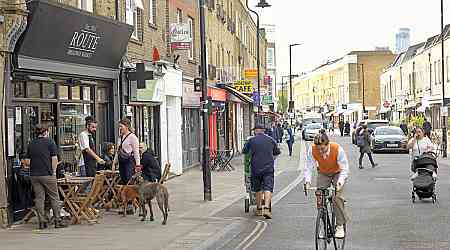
97, 170, 121, 209
57, 177, 96, 224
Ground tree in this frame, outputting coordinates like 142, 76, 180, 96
278, 95, 288, 113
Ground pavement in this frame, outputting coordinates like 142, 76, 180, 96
1, 132, 449, 250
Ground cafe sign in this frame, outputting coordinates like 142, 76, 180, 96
170, 23, 191, 50
233, 80, 253, 94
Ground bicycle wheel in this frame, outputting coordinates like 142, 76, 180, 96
315, 210, 328, 250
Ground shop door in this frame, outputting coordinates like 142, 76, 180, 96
9, 103, 57, 222
182, 109, 201, 169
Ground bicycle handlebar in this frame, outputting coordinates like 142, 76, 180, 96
303, 184, 335, 196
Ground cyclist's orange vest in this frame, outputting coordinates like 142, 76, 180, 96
311, 142, 341, 174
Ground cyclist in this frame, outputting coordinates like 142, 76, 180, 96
304, 129, 349, 238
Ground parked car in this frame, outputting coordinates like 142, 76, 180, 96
352, 119, 390, 144
303, 123, 323, 141
370, 126, 408, 153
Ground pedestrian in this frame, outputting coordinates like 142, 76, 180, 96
242, 124, 281, 219
277, 123, 284, 143
304, 130, 349, 238
399, 120, 408, 136
407, 127, 434, 163
99, 142, 115, 171
271, 123, 279, 143
422, 118, 432, 138
113, 118, 141, 184
78, 116, 105, 177
357, 124, 378, 169
286, 125, 295, 156
338, 120, 344, 136
23, 124, 68, 229
344, 121, 351, 136
139, 142, 161, 182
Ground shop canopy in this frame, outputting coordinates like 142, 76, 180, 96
216, 83, 254, 104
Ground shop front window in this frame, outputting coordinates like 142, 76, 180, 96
42, 83, 56, 99
59, 85, 69, 100
13, 82, 25, 98
71, 86, 81, 100
83, 86, 91, 101
26, 82, 41, 98
97, 88, 108, 102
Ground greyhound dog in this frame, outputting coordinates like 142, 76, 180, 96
135, 175, 169, 225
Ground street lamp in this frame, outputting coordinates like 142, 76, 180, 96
289, 43, 301, 125
440, 0, 447, 158
246, 0, 271, 123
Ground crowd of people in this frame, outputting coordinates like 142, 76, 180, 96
22, 116, 163, 229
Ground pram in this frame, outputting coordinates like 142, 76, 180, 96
411, 152, 438, 203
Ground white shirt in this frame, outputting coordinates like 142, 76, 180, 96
305, 144, 350, 185
78, 130, 91, 166
410, 137, 434, 160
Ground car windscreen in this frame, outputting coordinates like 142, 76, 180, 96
306, 124, 322, 130
374, 127, 403, 135
367, 122, 389, 130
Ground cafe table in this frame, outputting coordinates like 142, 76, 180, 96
57, 176, 97, 224
96, 170, 121, 208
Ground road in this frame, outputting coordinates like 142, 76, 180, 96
204, 134, 450, 250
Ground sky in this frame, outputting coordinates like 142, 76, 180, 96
248, 0, 448, 81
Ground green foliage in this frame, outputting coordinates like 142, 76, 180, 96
278, 95, 288, 113
407, 115, 425, 130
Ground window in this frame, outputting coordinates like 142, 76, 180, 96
59, 85, 69, 100
82, 86, 91, 101
176, 9, 182, 24
126, 0, 141, 40
188, 17, 194, 60
71, 86, 81, 100
42, 83, 56, 99
26, 82, 41, 98
148, 0, 156, 25
78, 0, 93, 12
434, 61, 437, 85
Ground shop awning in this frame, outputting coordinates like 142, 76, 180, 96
216, 83, 253, 104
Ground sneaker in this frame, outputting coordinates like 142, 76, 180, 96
335, 225, 345, 238
372, 163, 378, 168
54, 219, 68, 229
358, 165, 364, 169
262, 207, 272, 219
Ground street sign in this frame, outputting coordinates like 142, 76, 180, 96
244, 69, 257, 78
233, 80, 253, 93
441, 106, 448, 117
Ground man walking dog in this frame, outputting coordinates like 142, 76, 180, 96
243, 124, 281, 219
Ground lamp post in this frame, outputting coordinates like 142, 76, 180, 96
199, 0, 211, 201
440, 0, 447, 158
289, 43, 301, 125
246, 0, 271, 123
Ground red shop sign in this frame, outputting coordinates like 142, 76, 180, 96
208, 87, 227, 102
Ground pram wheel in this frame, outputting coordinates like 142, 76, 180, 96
244, 198, 250, 213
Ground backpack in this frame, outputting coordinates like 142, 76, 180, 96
356, 134, 365, 147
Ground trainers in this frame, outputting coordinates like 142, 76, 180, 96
262, 207, 272, 219
358, 165, 364, 169
335, 225, 345, 238
54, 219, 68, 229
372, 163, 378, 168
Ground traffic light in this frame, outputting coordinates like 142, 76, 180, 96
194, 78, 202, 92
288, 100, 294, 112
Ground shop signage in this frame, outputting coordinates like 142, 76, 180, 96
208, 87, 227, 102
261, 95, 273, 105
233, 80, 253, 94
244, 69, 257, 78
136, 79, 164, 102
170, 23, 191, 50
441, 107, 448, 117
16, 0, 133, 71
67, 24, 101, 58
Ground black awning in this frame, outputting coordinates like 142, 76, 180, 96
216, 83, 253, 104
15, 0, 133, 79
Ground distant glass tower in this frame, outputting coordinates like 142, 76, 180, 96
395, 28, 410, 54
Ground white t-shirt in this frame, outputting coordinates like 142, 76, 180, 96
78, 130, 91, 166
410, 137, 434, 159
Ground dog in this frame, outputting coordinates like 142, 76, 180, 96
135, 175, 169, 225
119, 185, 141, 217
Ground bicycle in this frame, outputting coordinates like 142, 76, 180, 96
304, 184, 346, 250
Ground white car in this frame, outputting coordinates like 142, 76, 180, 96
303, 123, 323, 141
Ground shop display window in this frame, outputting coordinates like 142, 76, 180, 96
83, 86, 91, 101
42, 83, 56, 99
71, 86, 81, 100
26, 82, 41, 98
97, 87, 108, 102
59, 85, 69, 100
13, 82, 25, 98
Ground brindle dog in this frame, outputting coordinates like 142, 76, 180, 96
135, 175, 169, 225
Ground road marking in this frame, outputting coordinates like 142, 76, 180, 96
241, 220, 267, 250
234, 220, 266, 250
